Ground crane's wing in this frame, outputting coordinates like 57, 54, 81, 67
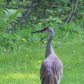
40, 59, 63, 84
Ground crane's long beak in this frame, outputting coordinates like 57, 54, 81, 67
31, 29, 44, 33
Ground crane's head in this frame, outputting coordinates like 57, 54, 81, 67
32, 27, 54, 35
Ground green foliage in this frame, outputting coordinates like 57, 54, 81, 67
0, 34, 84, 84
0, 8, 24, 41
0, 29, 30, 50
0, 20, 84, 52
0, 0, 84, 83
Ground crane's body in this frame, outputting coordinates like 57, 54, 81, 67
32, 27, 63, 84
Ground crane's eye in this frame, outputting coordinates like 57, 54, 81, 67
44, 27, 48, 30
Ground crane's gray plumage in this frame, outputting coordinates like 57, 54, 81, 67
32, 27, 63, 84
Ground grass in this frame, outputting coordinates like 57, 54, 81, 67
0, 37, 84, 84
0, 25, 84, 84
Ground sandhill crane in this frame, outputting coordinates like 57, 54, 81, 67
32, 27, 63, 84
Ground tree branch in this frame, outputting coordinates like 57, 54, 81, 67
20, 3, 37, 21
60, 0, 74, 28
65, 0, 74, 23
71, 0, 79, 22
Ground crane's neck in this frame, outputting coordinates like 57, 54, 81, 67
45, 33, 54, 58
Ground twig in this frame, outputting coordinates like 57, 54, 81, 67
65, 0, 74, 23
60, 0, 74, 28
71, 0, 79, 22
21, 10, 31, 21
20, 3, 37, 21
40, 36, 46, 41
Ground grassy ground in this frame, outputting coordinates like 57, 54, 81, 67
0, 30, 84, 84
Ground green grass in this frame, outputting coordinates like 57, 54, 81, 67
0, 35, 84, 84
0, 23, 84, 84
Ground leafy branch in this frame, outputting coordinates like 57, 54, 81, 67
0, 9, 23, 41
